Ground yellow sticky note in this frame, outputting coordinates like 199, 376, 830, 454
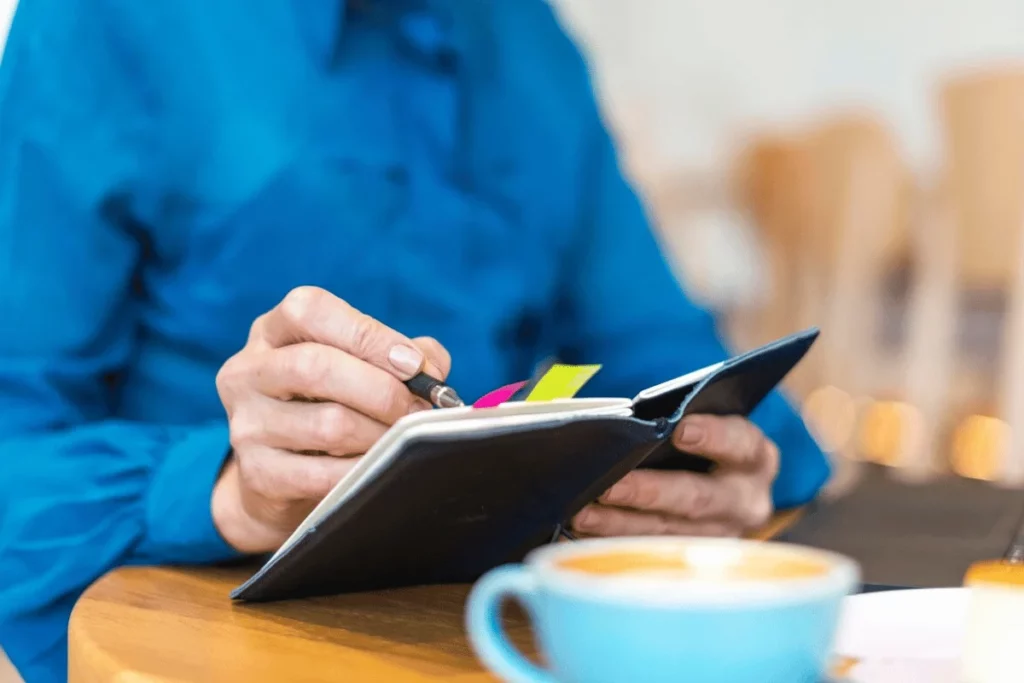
524, 364, 602, 402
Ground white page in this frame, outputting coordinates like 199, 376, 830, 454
632, 360, 724, 404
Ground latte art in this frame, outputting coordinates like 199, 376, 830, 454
556, 547, 831, 581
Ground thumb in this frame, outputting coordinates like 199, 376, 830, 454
411, 336, 452, 380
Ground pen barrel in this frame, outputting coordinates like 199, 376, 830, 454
405, 373, 464, 408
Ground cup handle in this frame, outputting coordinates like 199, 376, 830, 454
466, 565, 556, 683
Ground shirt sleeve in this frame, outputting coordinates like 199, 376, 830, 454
558, 112, 830, 513
0, 4, 238, 681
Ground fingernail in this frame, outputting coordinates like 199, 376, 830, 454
573, 508, 596, 531
388, 344, 423, 377
676, 422, 704, 448
600, 482, 629, 506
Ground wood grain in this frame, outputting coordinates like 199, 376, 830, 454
68, 510, 804, 682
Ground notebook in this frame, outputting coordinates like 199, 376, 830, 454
231, 328, 819, 601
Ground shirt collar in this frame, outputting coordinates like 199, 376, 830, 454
292, 0, 349, 65
294, 0, 495, 78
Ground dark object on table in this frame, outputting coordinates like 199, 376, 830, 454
779, 465, 1024, 588
858, 583, 912, 593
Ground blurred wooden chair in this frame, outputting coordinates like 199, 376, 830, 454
905, 69, 1024, 483
733, 134, 818, 394
735, 117, 908, 417
803, 116, 909, 405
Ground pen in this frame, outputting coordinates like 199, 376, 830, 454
405, 371, 465, 409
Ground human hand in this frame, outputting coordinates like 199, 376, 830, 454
212, 286, 451, 554
572, 415, 779, 538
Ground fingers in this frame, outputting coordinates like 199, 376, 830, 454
673, 415, 780, 477
572, 505, 740, 538
254, 343, 425, 424
236, 447, 361, 504
599, 469, 745, 522
258, 286, 426, 379
229, 397, 388, 457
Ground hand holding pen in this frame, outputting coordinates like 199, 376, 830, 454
213, 286, 455, 554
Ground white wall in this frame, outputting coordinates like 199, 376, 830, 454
550, 1, 1024, 306
555, 0, 1024, 178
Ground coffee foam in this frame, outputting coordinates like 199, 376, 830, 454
529, 537, 859, 608
556, 547, 830, 581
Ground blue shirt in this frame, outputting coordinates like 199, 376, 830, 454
0, 1, 830, 680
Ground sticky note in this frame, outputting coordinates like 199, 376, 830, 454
524, 364, 601, 402
473, 381, 528, 408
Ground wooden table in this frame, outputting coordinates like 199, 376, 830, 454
68, 508, 804, 682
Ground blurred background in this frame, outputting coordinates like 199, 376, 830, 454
2, 0, 1024, 603
547, 0, 1024, 495
544, 0, 1024, 588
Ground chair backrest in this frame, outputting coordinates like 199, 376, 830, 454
938, 69, 1024, 483
942, 70, 1024, 287
805, 115, 909, 274
732, 134, 818, 370
735, 134, 815, 256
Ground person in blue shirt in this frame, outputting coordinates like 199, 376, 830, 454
0, 1, 830, 680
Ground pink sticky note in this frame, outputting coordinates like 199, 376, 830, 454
473, 381, 528, 408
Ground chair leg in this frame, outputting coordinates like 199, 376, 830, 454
999, 221, 1024, 485
900, 189, 957, 481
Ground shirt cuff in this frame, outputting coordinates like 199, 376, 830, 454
770, 419, 832, 509
137, 421, 243, 564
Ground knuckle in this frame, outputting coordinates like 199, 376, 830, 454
651, 514, 675, 536
236, 453, 277, 500
248, 313, 268, 343
229, 411, 264, 449
682, 480, 717, 520
744, 493, 774, 528
295, 463, 336, 500
590, 510, 615, 536
630, 476, 661, 509
280, 286, 326, 329
374, 379, 411, 420
742, 428, 766, 467
216, 352, 251, 395
310, 405, 348, 449
763, 440, 781, 478
347, 313, 379, 359
215, 357, 239, 400
288, 344, 329, 390
720, 419, 744, 457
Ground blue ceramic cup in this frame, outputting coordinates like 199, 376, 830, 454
466, 537, 859, 683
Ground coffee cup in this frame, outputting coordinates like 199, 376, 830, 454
466, 536, 859, 683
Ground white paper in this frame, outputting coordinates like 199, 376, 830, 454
834, 588, 968, 682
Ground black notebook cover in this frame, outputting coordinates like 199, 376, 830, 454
232, 328, 819, 602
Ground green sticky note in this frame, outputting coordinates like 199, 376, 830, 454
524, 364, 602, 402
